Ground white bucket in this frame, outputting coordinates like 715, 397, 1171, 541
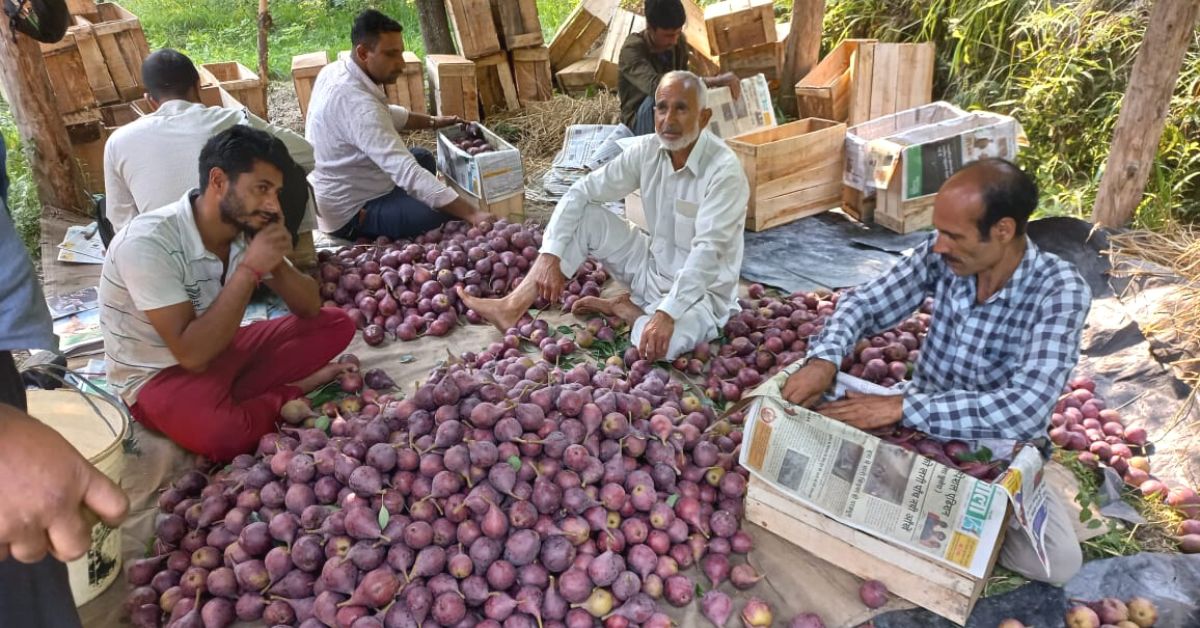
25, 387, 130, 607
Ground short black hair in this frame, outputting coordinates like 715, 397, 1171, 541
351, 9, 404, 50
645, 0, 686, 30
197, 125, 293, 193
962, 157, 1038, 240
142, 49, 201, 101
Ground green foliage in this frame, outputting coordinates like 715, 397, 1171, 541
823, 0, 1200, 227
0, 100, 42, 258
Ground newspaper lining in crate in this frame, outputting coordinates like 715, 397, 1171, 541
436, 123, 524, 202
740, 361, 1054, 578
865, 111, 1025, 202
706, 73, 776, 139
843, 101, 967, 196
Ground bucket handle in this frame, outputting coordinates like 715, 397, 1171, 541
20, 363, 130, 439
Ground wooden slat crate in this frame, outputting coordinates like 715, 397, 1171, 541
427, 54, 480, 121
847, 42, 935, 126
682, 0, 716, 65
510, 46, 553, 105
719, 40, 783, 89
65, 16, 119, 105
79, 2, 151, 102
548, 0, 616, 72
66, 0, 98, 19
556, 57, 601, 96
704, 0, 776, 56
40, 33, 100, 120
596, 9, 644, 90
446, 0, 502, 59
491, 0, 543, 49
202, 61, 267, 120
446, 177, 524, 220
745, 477, 1001, 625
474, 52, 519, 116
338, 50, 427, 114
67, 100, 142, 193
795, 38, 876, 123
726, 118, 846, 231
291, 51, 329, 123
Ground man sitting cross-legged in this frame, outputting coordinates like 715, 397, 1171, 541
461, 71, 749, 362
100, 126, 355, 462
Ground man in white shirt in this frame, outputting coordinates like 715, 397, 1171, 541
306, 9, 488, 241
100, 126, 354, 462
461, 71, 748, 361
103, 49, 315, 236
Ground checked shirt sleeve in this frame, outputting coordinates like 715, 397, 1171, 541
806, 238, 937, 368
902, 280, 1091, 441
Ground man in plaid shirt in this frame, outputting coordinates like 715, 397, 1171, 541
784, 158, 1091, 585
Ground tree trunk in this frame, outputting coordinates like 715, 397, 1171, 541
0, 19, 90, 214
416, 0, 457, 56
779, 0, 825, 118
1091, 0, 1200, 228
258, 0, 271, 118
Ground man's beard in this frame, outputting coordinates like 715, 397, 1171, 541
657, 124, 700, 152
219, 188, 268, 237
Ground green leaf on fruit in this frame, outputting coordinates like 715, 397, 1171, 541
378, 505, 390, 529
956, 446, 993, 463
557, 325, 574, 336
666, 493, 679, 508
508, 455, 522, 471
315, 416, 331, 433
694, 582, 705, 597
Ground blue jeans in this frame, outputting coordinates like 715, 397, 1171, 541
633, 96, 655, 136
331, 147, 450, 240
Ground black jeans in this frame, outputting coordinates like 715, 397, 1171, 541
331, 146, 451, 241
0, 351, 84, 628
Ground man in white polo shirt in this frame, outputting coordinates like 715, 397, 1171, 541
100, 126, 354, 462
103, 48, 315, 238
306, 9, 488, 241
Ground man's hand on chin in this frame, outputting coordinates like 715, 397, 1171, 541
815, 392, 904, 431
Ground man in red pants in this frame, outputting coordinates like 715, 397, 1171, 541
100, 125, 354, 462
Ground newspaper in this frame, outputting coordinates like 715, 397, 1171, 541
57, 223, 105, 264
47, 286, 99, 319
54, 309, 103, 357
746, 363, 1053, 577
706, 73, 776, 139
552, 124, 632, 172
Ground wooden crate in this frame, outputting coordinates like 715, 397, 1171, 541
202, 61, 267, 120
77, 2, 151, 103
67, 0, 98, 19
745, 477, 1000, 625
548, 0, 616, 71
446, 0, 502, 59
727, 118, 846, 231
842, 185, 876, 224
474, 52, 519, 116
719, 40, 783, 89
596, 9, 644, 90
511, 46, 553, 105
61, 15, 119, 105
682, 0, 716, 65
874, 181, 936, 234
291, 51, 329, 122
704, 0, 776, 56
338, 50, 427, 114
491, 0, 543, 49
427, 54, 480, 121
556, 57, 601, 96
847, 42, 935, 126
446, 176, 524, 220
795, 38, 875, 123
67, 101, 140, 193
39, 33, 100, 121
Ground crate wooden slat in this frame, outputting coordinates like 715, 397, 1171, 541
84, 2, 150, 102
66, 0, 98, 19
510, 46, 553, 105
446, 176, 524, 220
446, 0, 502, 59
39, 33, 100, 118
67, 100, 141, 193
745, 477, 999, 625
847, 42, 935, 126
427, 54, 480, 121
719, 40, 782, 89
704, 0, 776, 56
66, 17, 119, 104
474, 52, 520, 115
548, 0, 616, 71
795, 38, 875, 122
291, 51, 329, 122
556, 57, 601, 96
727, 118, 846, 231
596, 8, 643, 90
491, 0, 543, 49
202, 61, 268, 120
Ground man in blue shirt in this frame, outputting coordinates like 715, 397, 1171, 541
784, 158, 1091, 584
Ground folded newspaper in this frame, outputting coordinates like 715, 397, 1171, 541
740, 362, 1053, 579
705, 73, 776, 139
57, 223, 105, 264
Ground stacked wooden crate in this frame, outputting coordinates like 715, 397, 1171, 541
548, 0, 616, 95
706, 0, 783, 90
202, 62, 268, 119
290, 51, 328, 123
441, 0, 551, 117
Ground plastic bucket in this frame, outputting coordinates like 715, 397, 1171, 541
25, 386, 130, 607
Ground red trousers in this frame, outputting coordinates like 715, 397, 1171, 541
131, 307, 354, 462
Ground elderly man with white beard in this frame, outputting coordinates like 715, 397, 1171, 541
460, 71, 749, 361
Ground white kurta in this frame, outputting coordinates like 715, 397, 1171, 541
541, 130, 749, 359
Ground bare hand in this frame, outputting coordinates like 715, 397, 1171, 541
244, 221, 291, 273
638, 311, 676, 363
0, 405, 129, 563
436, 115, 465, 128
530, 253, 567, 303
781, 358, 837, 408
724, 73, 742, 101
815, 392, 904, 431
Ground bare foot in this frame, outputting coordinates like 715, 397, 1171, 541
457, 286, 524, 332
572, 295, 619, 317
289, 362, 352, 394
607, 293, 644, 327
